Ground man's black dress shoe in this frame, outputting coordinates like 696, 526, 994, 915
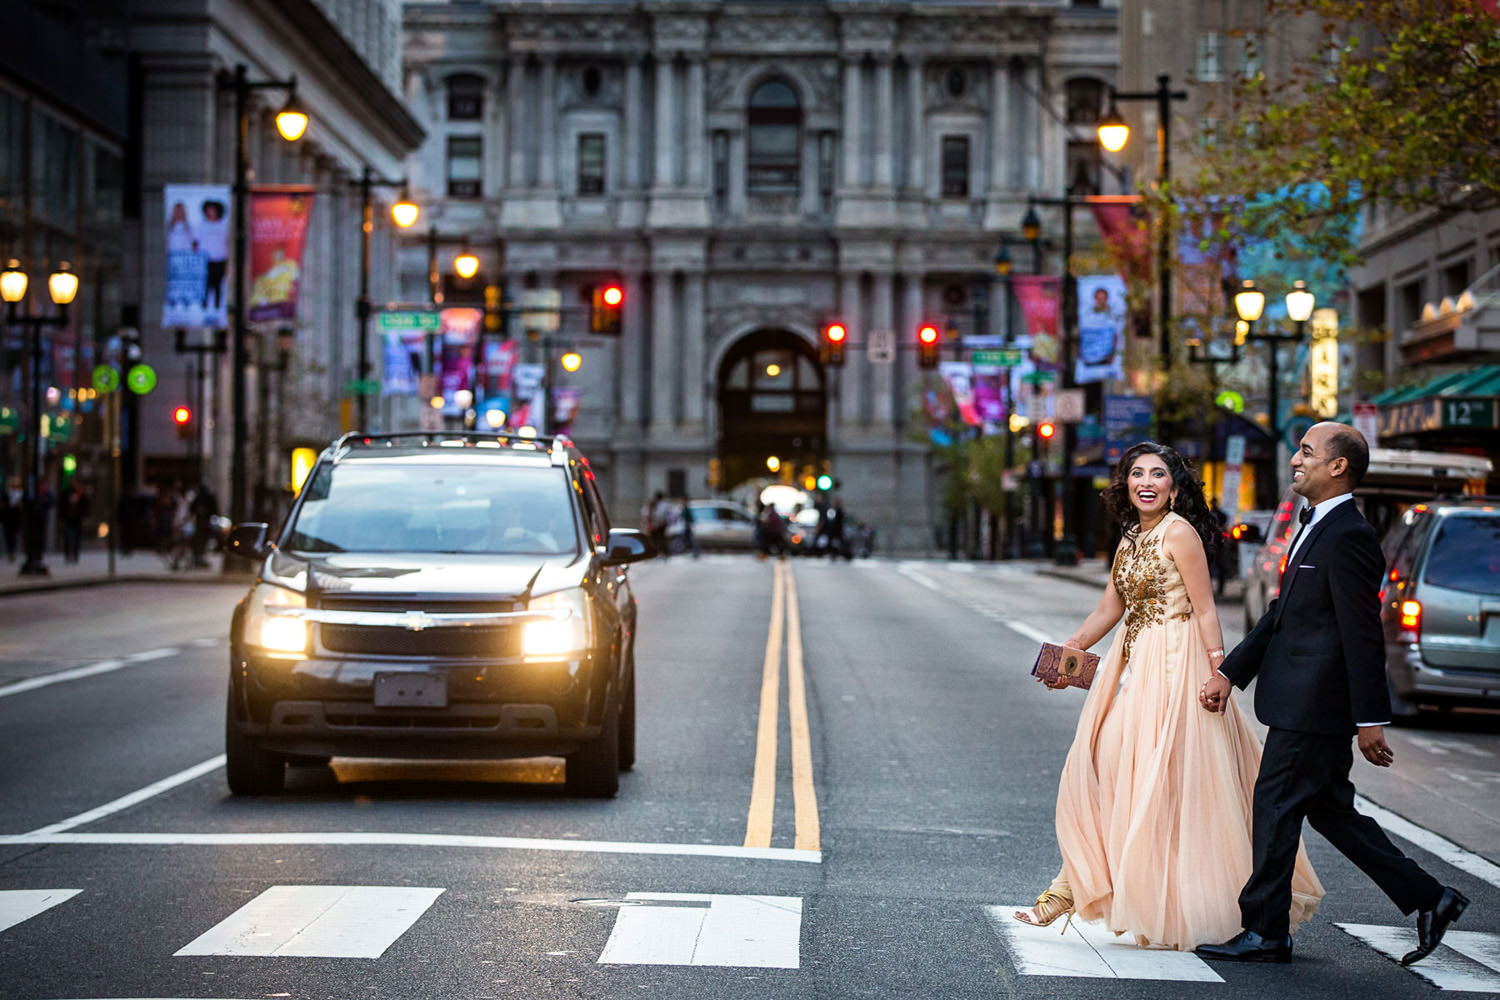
1195, 930, 1293, 963
1401, 887, 1470, 966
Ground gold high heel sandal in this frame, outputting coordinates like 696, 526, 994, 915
1012, 890, 1075, 933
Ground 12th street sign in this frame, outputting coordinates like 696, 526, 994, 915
970, 348, 1023, 367
377, 311, 440, 332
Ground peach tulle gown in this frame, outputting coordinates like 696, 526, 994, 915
1049, 511, 1325, 950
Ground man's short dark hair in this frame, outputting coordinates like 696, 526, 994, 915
1327, 425, 1370, 488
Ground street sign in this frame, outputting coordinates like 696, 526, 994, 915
378, 311, 440, 332
125, 364, 157, 395
512, 363, 544, 401
520, 290, 561, 333
1352, 401, 1379, 444
92, 365, 120, 394
867, 329, 895, 364
1022, 370, 1057, 386
971, 348, 1023, 368
1054, 388, 1085, 423
344, 378, 381, 396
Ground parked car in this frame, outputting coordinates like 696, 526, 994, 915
664, 499, 757, 551
1241, 447, 1494, 632
1378, 496, 1500, 718
224, 432, 653, 797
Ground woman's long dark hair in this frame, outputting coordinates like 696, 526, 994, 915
1101, 441, 1220, 558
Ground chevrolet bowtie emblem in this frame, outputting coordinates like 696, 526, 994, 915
399, 611, 435, 631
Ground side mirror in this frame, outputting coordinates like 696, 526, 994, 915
226, 522, 271, 560
600, 527, 654, 566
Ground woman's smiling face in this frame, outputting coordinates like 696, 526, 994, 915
1127, 453, 1174, 516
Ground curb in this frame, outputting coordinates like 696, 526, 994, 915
0, 572, 256, 598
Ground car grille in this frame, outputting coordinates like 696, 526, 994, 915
315, 597, 523, 658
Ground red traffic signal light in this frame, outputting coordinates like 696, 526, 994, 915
173, 406, 191, 425
821, 321, 847, 367
590, 283, 624, 334
1037, 420, 1057, 440
918, 324, 940, 369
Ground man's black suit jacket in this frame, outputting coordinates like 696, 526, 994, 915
1220, 497, 1390, 736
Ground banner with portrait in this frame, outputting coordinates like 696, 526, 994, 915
247, 187, 315, 323
1012, 275, 1062, 372
1074, 274, 1127, 384
382, 329, 427, 395
162, 183, 231, 328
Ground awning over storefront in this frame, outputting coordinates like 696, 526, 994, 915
1373, 365, 1500, 441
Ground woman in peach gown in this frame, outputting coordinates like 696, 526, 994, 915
1014, 442, 1324, 950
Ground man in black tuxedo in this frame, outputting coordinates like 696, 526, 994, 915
1195, 422, 1468, 965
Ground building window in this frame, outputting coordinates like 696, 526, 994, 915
1065, 78, 1106, 125
447, 135, 482, 198
1066, 140, 1100, 195
577, 133, 605, 195
1196, 33, 1223, 83
1239, 33, 1264, 79
945, 68, 967, 99
941, 135, 969, 198
582, 65, 602, 97
447, 74, 484, 121
748, 79, 800, 195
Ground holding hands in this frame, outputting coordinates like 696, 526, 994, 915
1198, 648, 1230, 713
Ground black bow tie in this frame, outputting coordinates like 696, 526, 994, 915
1299, 505, 1314, 525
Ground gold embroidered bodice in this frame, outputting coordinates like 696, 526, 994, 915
1111, 512, 1194, 663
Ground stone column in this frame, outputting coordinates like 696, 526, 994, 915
654, 56, 676, 188
686, 58, 706, 189
838, 272, 862, 426
990, 61, 1009, 194
871, 271, 895, 425
906, 58, 924, 193
624, 59, 644, 190
682, 270, 706, 425
619, 269, 646, 428
841, 57, 862, 189
900, 274, 924, 430
508, 59, 528, 187
874, 56, 894, 189
538, 56, 557, 189
651, 270, 676, 430
1024, 59, 1042, 191
728, 129, 747, 215
799, 128, 820, 216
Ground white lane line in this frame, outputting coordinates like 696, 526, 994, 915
1336, 925, 1500, 992
25, 756, 227, 836
0, 639, 216, 699
0, 830, 821, 864
0, 889, 81, 934
985, 906, 1222, 981
898, 564, 1055, 646
175, 885, 444, 958
125, 647, 179, 662
1356, 796, 1500, 891
598, 893, 802, 968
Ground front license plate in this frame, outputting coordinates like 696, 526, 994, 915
373, 672, 448, 708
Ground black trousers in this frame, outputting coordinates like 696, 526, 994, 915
1241, 728, 1443, 938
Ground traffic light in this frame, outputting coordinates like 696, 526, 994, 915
591, 282, 624, 334
1037, 420, 1057, 443
173, 405, 193, 440
484, 284, 504, 335
821, 321, 847, 367
918, 323, 940, 369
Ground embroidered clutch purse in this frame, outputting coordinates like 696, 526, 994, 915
1031, 643, 1100, 691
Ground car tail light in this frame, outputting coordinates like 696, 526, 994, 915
1399, 599, 1422, 641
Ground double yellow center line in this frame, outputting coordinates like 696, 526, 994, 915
744, 559, 820, 852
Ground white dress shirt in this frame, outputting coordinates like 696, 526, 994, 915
1285, 491, 1355, 567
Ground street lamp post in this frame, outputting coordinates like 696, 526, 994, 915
221, 63, 307, 524
353, 166, 418, 431
1235, 278, 1314, 441
2, 259, 79, 577
1098, 73, 1189, 369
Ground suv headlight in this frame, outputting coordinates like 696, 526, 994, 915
523, 588, 593, 661
243, 584, 308, 655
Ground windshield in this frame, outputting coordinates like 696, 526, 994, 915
1422, 513, 1500, 595
286, 461, 580, 556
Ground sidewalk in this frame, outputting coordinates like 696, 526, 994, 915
1034, 557, 1246, 603
0, 546, 250, 597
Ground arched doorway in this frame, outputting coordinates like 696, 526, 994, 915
717, 330, 827, 490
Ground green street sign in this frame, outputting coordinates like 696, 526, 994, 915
126, 364, 157, 395
378, 311, 441, 332
344, 378, 381, 396
1022, 370, 1057, 386
92, 365, 121, 394
971, 348, 1024, 367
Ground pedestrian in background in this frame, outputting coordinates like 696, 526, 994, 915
1, 476, 20, 562
816, 496, 850, 560
189, 481, 219, 568
677, 496, 700, 558
59, 480, 89, 564
1208, 495, 1230, 596
646, 491, 670, 560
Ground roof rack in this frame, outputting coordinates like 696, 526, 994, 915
329, 431, 572, 457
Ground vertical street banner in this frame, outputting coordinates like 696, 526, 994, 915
1087, 195, 1153, 340
1074, 274, 1127, 384
247, 186, 315, 323
435, 307, 482, 413
1012, 275, 1061, 372
162, 184, 231, 328
1175, 203, 1239, 347
938, 361, 981, 426
1104, 394, 1155, 467
382, 329, 427, 395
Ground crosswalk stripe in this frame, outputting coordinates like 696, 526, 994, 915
984, 907, 1223, 982
598, 893, 802, 969
174, 885, 444, 958
0, 889, 81, 934
1337, 925, 1500, 992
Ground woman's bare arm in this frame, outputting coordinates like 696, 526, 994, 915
1163, 520, 1226, 670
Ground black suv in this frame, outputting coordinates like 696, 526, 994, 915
224, 432, 653, 797
1379, 496, 1500, 718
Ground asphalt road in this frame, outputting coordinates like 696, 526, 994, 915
0, 558, 1496, 999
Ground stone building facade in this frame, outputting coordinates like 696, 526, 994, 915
400, 0, 1118, 551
